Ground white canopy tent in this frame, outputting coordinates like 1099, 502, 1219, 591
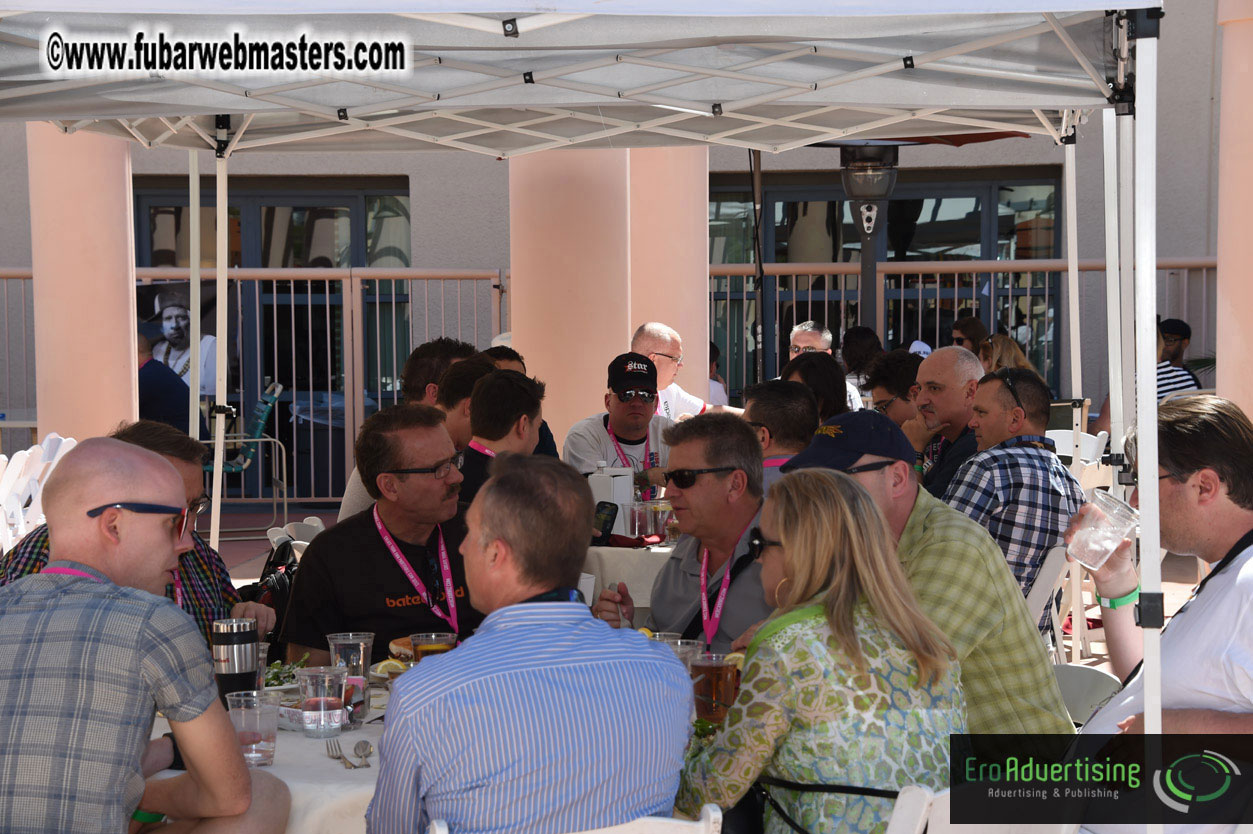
0, 1, 1166, 740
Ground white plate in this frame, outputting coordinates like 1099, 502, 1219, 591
263, 682, 299, 693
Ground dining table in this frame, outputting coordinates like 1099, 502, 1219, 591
581, 544, 674, 627
151, 689, 391, 834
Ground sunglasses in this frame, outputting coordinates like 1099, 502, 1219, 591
662, 466, 735, 489
383, 450, 465, 480
747, 526, 782, 561
843, 459, 896, 475
86, 501, 198, 540
788, 345, 823, 356
615, 389, 657, 404
995, 369, 1024, 411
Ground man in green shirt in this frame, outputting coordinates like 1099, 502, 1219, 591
784, 410, 1073, 734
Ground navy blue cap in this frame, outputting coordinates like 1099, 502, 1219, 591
781, 409, 916, 473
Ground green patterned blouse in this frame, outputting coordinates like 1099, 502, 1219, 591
676, 600, 965, 834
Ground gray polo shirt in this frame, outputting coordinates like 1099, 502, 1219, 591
645, 507, 773, 652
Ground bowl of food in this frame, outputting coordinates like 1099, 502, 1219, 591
261, 653, 308, 694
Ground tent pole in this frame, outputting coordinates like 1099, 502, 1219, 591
1063, 129, 1082, 399
1133, 36, 1162, 740
208, 128, 229, 554
1117, 114, 1136, 453
1100, 108, 1126, 496
188, 150, 201, 440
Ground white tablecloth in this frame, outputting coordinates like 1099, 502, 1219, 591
153, 694, 388, 834
582, 545, 673, 626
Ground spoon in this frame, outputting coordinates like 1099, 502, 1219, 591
354, 740, 374, 768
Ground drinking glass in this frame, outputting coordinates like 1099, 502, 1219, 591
255, 642, 269, 689
647, 500, 673, 541
226, 690, 280, 767
408, 632, 457, 662
327, 632, 374, 728
690, 653, 740, 724
670, 639, 704, 669
295, 666, 347, 738
1068, 490, 1138, 571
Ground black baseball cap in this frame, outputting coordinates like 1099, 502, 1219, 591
1159, 318, 1191, 340
607, 352, 657, 393
782, 410, 916, 473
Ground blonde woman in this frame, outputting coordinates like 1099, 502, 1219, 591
676, 469, 964, 834
978, 333, 1039, 377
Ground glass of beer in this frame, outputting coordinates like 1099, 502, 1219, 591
690, 653, 740, 724
408, 632, 457, 662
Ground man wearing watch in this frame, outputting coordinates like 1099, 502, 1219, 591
1071, 395, 1253, 739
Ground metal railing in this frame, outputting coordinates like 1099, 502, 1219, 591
709, 257, 1218, 399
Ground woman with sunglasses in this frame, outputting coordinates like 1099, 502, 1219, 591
676, 469, 963, 834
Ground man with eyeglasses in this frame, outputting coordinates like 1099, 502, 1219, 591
783, 410, 1073, 735
0, 438, 291, 834
563, 353, 674, 488
942, 369, 1085, 606
283, 403, 484, 665
593, 414, 771, 653
1, 419, 273, 644
788, 320, 865, 412
630, 322, 710, 421
864, 348, 923, 428
902, 346, 983, 498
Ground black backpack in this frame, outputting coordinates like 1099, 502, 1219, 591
237, 538, 299, 654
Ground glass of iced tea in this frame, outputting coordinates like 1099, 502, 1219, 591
408, 632, 457, 662
295, 666, 347, 739
690, 653, 740, 724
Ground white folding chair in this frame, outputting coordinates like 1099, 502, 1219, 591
0, 448, 29, 508
1025, 545, 1069, 628
1045, 429, 1108, 463
1053, 663, 1121, 728
885, 785, 934, 834
923, 788, 1078, 833
284, 516, 326, 543
429, 806, 723, 834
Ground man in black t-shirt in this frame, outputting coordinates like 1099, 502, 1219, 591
460, 371, 547, 506
283, 404, 485, 665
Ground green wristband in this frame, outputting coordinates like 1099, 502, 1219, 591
131, 809, 166, 824
1096, 583, 1140, 610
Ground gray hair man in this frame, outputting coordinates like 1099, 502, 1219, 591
789, 320, 863, 412
901, 345, 984, 498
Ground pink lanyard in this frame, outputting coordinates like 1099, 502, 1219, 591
42, 566, 104, 583
606, 421, 655, 499
467, 440, 496, 458
172, 570, 185, 608
699, 519, 754, 648
373, 505, 458, 633
762, 456, 791, 469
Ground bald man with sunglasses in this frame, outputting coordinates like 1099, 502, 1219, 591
563, 353, 675, 492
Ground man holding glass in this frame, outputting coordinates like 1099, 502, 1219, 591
282, 403, 485, 665
594, 413, 771, 652
369, 454, 691, 834
0, 438, 289, 834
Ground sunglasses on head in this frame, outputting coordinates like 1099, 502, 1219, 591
615, 389, 657, 404
86, 501, 199, 540
662, 466, 734, 489
747, 526, 782, 561
995, 369, 1024, 411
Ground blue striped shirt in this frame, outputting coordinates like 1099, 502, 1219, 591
366, 602, 693, 834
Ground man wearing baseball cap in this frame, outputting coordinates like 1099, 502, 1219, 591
783, 410, 1073, 735
563, 353, 676, 489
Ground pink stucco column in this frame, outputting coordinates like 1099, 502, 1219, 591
26, 123, 138, 441
629, 147, 711, 400
510, 147, 710, 445
1216, 0, 1253, 412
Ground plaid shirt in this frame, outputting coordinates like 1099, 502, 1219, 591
898, 488, 1074, 735
942, 435, 1087, 597
0, 525, 240, 645
0, 560, 217, 833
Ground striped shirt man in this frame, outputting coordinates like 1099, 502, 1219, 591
367, 601, 692, 834
0, 525, 239, 645
1156, 360, 1201, 400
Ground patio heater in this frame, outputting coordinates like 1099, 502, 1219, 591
840, 145, 899, 339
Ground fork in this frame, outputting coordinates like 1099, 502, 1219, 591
325, 738, 357, 769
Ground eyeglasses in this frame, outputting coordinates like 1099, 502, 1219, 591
872, 396, 898, 414
843, 459, 896, 476
952, 335, 970, 346
188, 494, 212, 516
1162, 335, 1184, 345
383, 451, 465, 480
1129, 472, 1181, 488
652, 351, 683, 365
615, 389, 657, 404
995, 369, 1024, 411
662, 466, 735, 489
86, 501, 196, 540
788, 345, 823, 356
747, 526, 782, 561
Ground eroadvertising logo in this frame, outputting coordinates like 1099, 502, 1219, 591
951, 734, 1253, 826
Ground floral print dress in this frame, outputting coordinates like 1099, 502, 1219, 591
676, 600, 965, 834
